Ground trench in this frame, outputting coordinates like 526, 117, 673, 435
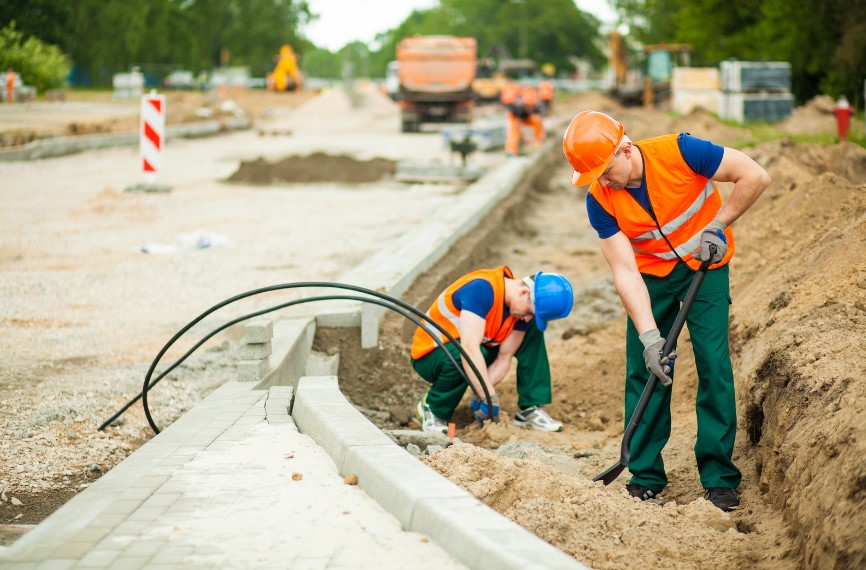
312, 145, 806, 569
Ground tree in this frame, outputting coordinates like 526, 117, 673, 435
0, 22, 71, 92
302, 46, 341, 79
363, 0, 605, 78
612, 0, 866, 104
0, 0, 73, 48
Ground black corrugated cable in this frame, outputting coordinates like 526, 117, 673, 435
101, 282, 493, 434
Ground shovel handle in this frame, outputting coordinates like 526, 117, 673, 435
595, 247, 716, 484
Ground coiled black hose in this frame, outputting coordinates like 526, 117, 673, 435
100, 282, 493, 434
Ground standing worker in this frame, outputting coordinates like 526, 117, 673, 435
538, 79, 554, 116
561, 111, 770, 511
503, 84, 545, 156
5, 67, 15, 103
411, 266, 573, 434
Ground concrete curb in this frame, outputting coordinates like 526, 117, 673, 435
0, 117, 250, 161
292, 376, 586, 569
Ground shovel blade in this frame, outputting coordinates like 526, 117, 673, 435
593, 461, 627, 486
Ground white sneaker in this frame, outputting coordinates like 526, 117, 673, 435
417, 397, 448, 435
513, 406, 563, 432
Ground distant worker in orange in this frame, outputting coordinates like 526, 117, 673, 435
503, 84, 545, 156
5, 67, 15, 103
538, 79, 554, 115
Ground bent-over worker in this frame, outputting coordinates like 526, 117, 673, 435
411, 266, 573, 434
562, 110, 770, 511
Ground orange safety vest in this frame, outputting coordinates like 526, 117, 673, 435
588, 134, 735, 277
500, 83, 519, 105
410, 266, 519, 360
538, 80, 554, 101
521, 86, 538, 106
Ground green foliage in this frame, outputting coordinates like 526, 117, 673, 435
0, 0, 313, 86
0, 0, 607, 85
612, 0, 866, 106
0, 0, 73, 47
302, 47, 341, 79
364, 0, 606, 79
0, 22, 71, 92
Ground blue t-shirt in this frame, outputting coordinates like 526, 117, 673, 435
586, 133, 725, 239
453, 279, 532, 332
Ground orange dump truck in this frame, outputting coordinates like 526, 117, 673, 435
397, 35, 476, 132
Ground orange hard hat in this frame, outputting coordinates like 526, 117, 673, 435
562, 111, 624, 186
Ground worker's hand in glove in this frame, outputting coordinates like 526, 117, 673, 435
640, 328, 676, 386
692, 219, 727, 263
469, 393, 500, 424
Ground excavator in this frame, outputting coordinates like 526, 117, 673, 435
609, 31, 690, 108
268, 44, 303, 92
642, 43, 691, 108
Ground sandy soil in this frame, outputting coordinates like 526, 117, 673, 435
333, 92, 866, 569
2, 87, 865, 569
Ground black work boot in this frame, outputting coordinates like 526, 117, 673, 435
704, 488, 740, 511
626, 482, 658, 501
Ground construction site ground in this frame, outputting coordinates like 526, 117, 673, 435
1, 85, 865, 569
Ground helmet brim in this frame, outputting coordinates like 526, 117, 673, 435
535, 314, 548, 331
571, 155, 613, 186
532, 271, 548, 331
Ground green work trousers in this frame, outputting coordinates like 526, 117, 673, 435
625, 262, 742, 493
412, 324, 552, 420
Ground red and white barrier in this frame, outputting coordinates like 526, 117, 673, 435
140, 91, 165, 181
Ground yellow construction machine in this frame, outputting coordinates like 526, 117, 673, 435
269, 44, 303, 92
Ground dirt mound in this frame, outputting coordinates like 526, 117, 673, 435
750, 140, 866, 185
777, 95, 836, 136
726, 141, 866, 568
424, 443, 747, 569
226, 152, 396, 184
777, 94, 866, 138
672, 107, 750, 143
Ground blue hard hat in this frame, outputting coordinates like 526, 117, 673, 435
531, 271, 574, 331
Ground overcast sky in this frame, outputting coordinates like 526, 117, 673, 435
303, 0, 617, 52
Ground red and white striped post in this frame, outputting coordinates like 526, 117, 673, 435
140, 90, 165, 184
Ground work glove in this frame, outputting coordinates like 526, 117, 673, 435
692, 220, 727, 264
469, 393, 500, 424
639, 328, 676, 386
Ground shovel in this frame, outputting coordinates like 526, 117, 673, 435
593, 250, 715, 485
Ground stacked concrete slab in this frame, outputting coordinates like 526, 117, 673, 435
719, 61, 794, 123
236, 319, 273, 381
672, 67, 723, 116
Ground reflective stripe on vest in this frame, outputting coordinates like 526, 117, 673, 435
588, 134, 735, 276
410, 266, 518, 361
